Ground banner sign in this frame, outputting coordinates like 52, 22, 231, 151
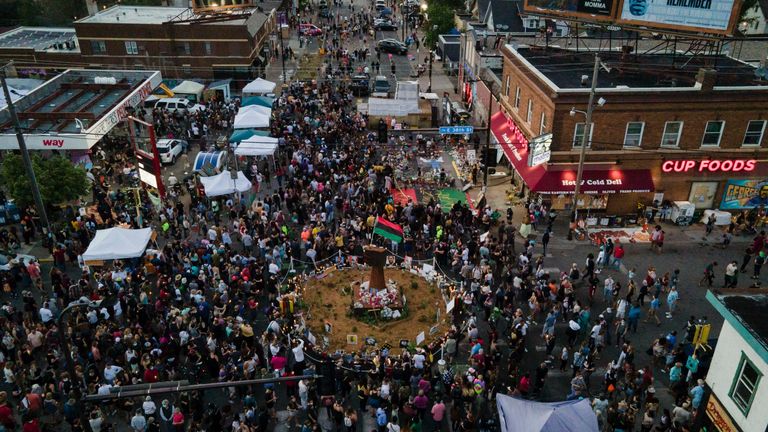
525, 0, 615, 19
617, 0, 739, 35
528, 133, 552, 167
720, 178, 768, 209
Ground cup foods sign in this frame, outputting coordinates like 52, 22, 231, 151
619, 0, 737, 33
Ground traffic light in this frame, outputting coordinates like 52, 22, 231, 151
378, 119, 387, 143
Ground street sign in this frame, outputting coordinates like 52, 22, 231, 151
439, 125, 474, 135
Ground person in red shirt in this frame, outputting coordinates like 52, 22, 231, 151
172, 407, 185, 431
0, 392, 15, 430
612, 243, 625, 270
22, 417, 40, 432
144, 364, 160, 383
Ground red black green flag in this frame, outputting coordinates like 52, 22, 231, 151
373, 217, 403, 243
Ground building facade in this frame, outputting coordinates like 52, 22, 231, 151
701, 292, 768, 432
74, 5, 278, 80
493, 44, 768, 214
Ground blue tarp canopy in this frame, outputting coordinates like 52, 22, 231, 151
229, 129, 271, 143
496, 394, 599, 432
241, 96, 274, 108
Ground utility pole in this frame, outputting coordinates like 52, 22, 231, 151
427, 50, 433, 92
278, 20, 287, 84
483, 81, 494, 187
568, 54, 600, 240
0, 62, 50, 236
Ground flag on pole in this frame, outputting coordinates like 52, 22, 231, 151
373, 216, 404, 243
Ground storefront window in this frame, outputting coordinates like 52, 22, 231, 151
702, 121, 725, 147
743, 120, 766, 146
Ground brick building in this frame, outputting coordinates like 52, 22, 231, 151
492, 45, 768, 214
0, 27, 81, 75
74, 5, 278, 81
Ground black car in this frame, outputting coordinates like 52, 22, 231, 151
319, 7, 331, 18
350, 75, 371, 97
374, 21, 398, 31
376, 39, 407, 55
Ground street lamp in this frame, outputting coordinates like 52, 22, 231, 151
567, 54, 602, 241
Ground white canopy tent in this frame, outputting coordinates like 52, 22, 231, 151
234, 136, 279, 156
242, 78, 276, 95
233, 109, 270, 129
171, 80, 205, 101
496, 394, 599, 432
238, 104, 272, 116
82, 228, 153, 262
200, 170, 252, 197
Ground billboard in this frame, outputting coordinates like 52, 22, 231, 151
524, 0, 616, 20
192, 0, 256, 12
616, 0, 741, 35
720, 178, 768, 209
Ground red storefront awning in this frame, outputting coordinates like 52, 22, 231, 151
491, 112, 655, 194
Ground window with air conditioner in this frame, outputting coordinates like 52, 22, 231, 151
661, 121, 683, 147
623, 122, 645, 147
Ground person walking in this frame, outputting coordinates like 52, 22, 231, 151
645, 295, 661, 326
724, 261, 738, 288
542, 229, 551, 256
699, 261, 717, 287
754, 251, 765, 282
666, 287, 679, 318
612, 243, 625, 270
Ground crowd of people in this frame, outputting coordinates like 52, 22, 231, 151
0, 3, 745, 432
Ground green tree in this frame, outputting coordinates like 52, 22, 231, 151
1, 154, 89, 208
738, 0, 759, 32
425, 2, 458, 48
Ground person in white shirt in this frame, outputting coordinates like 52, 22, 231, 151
142, 396, 157, 416
38, 303, 53, 323
292, 339, 305, 372
413, 351, 426, 370
103, 364, 123, 384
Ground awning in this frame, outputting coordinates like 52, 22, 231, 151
491, 112, 654, 194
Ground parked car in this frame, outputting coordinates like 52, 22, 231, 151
373, 75, 391, 94
374, 21, 398, 31
375, 0, 387, 10
375, 39, 407, 55
350, 75, 371, 97
153, 98, 204, 113
155, 139, 187, 165
299, 23, 323, 36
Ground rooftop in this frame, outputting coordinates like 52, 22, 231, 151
715, 294, 768, 355
510, 46, 764, 90
76, 5, 272, 25
0, 69, 159, 136
0, 27, 78, 52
